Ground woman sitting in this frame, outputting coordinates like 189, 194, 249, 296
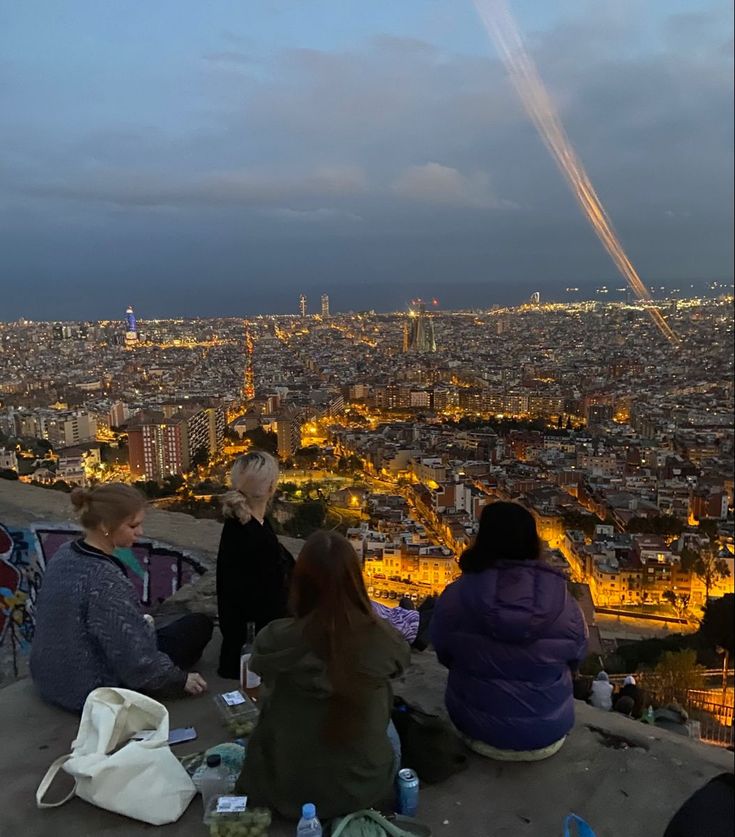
589, 670, 614, 711
30, 484, 211, 712
431, 501, 588, 761
236, 531, 410, 819
216, 451, 294, 678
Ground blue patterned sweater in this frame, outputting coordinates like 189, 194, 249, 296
30, 540, 187, 712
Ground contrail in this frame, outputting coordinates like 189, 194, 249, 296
473, 0, 678, 344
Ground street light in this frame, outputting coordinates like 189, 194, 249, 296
716, 645, 729, 704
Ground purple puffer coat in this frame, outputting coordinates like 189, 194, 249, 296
431, 560, 588, 751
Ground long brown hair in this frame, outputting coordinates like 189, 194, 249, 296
290, 530, 378, 744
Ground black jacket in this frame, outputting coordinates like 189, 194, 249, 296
216, 516, 294, 678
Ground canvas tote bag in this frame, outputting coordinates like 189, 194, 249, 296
36, 687, 196, 825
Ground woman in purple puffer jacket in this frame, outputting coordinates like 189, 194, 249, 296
431, 502, 588, 761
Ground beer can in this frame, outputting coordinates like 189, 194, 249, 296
396, 767, 419, 816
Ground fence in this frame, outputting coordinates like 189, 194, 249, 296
686, 689, 734, 748
602, 673, 734, 749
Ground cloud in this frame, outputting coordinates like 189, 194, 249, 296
202, 51, 253, 69
0, 0, 731, 312
21, 164, 367, 208
391, 162, 515, 209
263, 207, 363, 223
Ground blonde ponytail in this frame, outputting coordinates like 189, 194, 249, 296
221, 451, 279, 524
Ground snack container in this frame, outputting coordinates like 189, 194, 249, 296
213, 690, 260, 738
204, 795, 271, 836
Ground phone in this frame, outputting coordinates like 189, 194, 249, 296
168, 727, 197, 745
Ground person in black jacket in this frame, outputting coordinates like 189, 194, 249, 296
612, 675, 647, 719
217, 451, 294, 678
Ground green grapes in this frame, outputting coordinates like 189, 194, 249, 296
209, 807, 272, 837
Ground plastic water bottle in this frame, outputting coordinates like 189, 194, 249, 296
296, 803, 322, 836
240, 621, 262, 699
644, 705, 655, 724
194, 754, 233, 819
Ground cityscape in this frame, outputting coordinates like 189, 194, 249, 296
0, 1, 733, 832
1, 291, 733, 623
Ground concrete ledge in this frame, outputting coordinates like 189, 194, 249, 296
1, 641, 732, 837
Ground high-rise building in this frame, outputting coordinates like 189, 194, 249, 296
275, 413, 301, 459
321, 293, 330, 318
299, 294, 307, 317
406, 303, 436, 354
529, 291, 541, 305
109, 401, 131, 429
43, 411, 98, 448
125, 305, 138, 346
127, 405, 225, 479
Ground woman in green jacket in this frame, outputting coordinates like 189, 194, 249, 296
235, 530, 410, 819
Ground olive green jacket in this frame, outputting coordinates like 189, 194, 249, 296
236, 616, 410, 819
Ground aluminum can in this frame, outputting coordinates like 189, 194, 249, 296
396, 767, 419, 816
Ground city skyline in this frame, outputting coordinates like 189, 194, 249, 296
1, 1, 732, 320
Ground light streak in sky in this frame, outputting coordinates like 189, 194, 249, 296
473, 0, 678, 344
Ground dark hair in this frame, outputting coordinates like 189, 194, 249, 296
459, 501, 541, 573
290, 530, 378, 744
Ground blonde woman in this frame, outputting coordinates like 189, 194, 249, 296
30, 484, 211, 712
217, 451, 294, 678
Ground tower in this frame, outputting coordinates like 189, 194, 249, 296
124, 305, 138, 346
321, 293, 330, 318
407, 302, 436, 353
243, 324, 255, 402
529, 291, 541, 306
299, 294, 307, 317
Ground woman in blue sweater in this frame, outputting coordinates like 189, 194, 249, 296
30, 484, 212, 712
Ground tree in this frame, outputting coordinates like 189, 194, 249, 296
626, 516, 684, 537
694, 546, 731, 603
244, 427, 278, 456
679, 547, 699, 573
662, 589, 690, 620
561, 510, 599, 539
0, 468, 19, 480
699, 594, 734, 656
654, 649, 705, 705
190, 447, 210, 469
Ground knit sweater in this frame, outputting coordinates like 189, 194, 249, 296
30, 540, 187, 712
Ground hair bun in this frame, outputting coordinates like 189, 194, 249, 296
70, 487, 91, 510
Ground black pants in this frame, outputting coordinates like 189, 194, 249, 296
664, 773, 734, 837
156, 613, 213, 670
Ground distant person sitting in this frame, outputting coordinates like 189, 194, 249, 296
370, 598, 420, 645
30, 484, 211, 712
589, 671, 614, 711
235, 531, 409, 819
613, 675, 646, 719
613, 696, 635, 717
216, 451, 294, 678
431, 502, 588, 761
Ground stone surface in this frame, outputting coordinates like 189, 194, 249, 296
0, 638, 732, 837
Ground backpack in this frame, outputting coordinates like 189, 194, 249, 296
391, 696, 468, 785
330, 810, 431, 837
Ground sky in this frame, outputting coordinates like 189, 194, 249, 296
1, 0, 732, 320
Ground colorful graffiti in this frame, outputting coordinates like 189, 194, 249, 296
0, 521, 207, 681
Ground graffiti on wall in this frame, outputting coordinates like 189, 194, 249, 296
0, 521, 207, 679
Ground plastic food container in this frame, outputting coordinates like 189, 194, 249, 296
213, 690, 260, 738
205, 796, 272, 836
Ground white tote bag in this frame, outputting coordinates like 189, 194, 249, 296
36, 687, 196, 825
